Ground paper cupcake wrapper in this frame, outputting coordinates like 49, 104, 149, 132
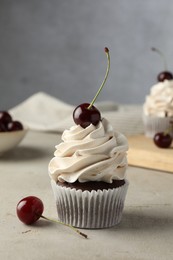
143, 115, 173, 138
51, 180, 129, 229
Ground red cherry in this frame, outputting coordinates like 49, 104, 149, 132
73, 48, 110, 128
0, 111, 24, 132
151, 48, 173, 82
7, 120, 23, 131
0, 121, 7, 132
157, 71, 173, 82
16, 196, 44, 225
73, 103, 101, 128
0, 111, 12, 126
16, 196, 88, 238
153, 132, 172, 148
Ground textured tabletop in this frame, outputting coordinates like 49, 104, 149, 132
0, 131, 173, 260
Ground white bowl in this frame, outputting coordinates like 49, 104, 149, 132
0, 127, 28, 155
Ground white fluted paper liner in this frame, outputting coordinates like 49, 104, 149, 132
143, 114, 173, 138
51, 179, 129, 229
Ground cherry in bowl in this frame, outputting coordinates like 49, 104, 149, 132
0, 111, 12, 129
0, 111, 23, 132
0, 111, 27, 155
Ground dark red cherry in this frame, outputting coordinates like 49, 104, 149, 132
153, 132, 172, 148
0, 121, 7, 132
151, 48, 173, 82
0, 111, 12, 126
157, 71, 173, 82
16, 196, 88, 238
7, 120, 23, 131
16, 196, 44, 225
73, 48, 110, 129
73, 103, 101, 128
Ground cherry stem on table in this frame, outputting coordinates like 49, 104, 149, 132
40, 215, 88, 239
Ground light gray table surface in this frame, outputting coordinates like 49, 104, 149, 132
0, 131, 173, 260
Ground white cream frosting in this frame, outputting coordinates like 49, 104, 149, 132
143, 80, 173, 117
48, 118, 128, 183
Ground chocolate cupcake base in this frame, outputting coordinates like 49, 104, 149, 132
51, 179, 129, 229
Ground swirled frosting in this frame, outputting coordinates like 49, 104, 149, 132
143, 80, 173, 117
48, 118, 128, 183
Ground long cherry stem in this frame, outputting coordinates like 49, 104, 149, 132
88, 47, 110, 109
151, 47, 167, 70
40, 215, 88, 239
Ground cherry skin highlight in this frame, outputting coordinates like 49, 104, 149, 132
0, 111, 24, 132
153, 132, 172, 148
16, 196, 44, 225
73, 103, 101, 128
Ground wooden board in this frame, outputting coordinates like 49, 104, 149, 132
127, 135, 173, 173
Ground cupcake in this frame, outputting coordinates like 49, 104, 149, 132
49, 117, 128, 229
48, 48, 129, 229
143, 80, 173, 137
143, 48, 173, 138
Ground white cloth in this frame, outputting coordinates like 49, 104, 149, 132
10, 92, 144, 136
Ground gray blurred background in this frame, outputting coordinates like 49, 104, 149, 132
1, 0, 173, 110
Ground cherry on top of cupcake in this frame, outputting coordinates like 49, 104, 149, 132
73, 47, 110, 128
0, 110, 23, 132
154, 132, 172, 148
151, 47, 173, 82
